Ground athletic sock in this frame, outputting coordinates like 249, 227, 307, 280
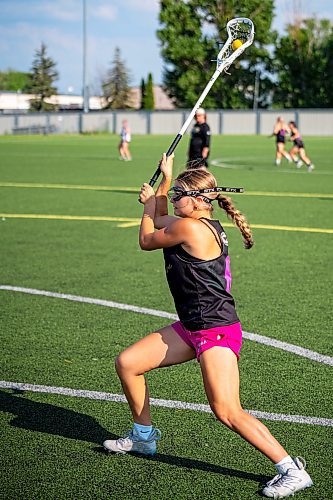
275, 159, 281, 165
133, 423, 153, 441
275, 455, 297, 474
285, 154, 292, 162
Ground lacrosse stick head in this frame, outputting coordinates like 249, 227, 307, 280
217, 18, 255, 73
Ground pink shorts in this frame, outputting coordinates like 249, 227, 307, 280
171, 321, 243, 362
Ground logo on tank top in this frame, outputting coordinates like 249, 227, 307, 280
221, 231, 228, 247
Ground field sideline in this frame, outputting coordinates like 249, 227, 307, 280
0, 134, 332, 499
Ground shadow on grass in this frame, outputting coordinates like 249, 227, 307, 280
1, 390, 269, 485
0, 389, 114, 444
141, 453, 270, 484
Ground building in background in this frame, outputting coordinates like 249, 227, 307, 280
0, 86, 175, 113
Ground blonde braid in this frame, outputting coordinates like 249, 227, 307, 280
218, 195, 254, 249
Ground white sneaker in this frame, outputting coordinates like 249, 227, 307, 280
103, 428, 161, 455
307, 164, 315, 172
296, 160, 303, 168
261, 457, 313, 498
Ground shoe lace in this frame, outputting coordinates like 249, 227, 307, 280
149, 428, 162, 442
266, 473, 283, 487
269, 473, 302, 493
115, 430, 135, 446
266, 457, 307, 489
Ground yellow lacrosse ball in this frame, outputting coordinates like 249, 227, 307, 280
232, 39, 243, 51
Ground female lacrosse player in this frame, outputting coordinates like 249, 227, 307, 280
288, 121, 314, 172
272, 116, 292, 166
118, 119, 132, 161
103, 153, 313, 498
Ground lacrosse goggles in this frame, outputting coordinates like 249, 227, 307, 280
167, 186, 244, 203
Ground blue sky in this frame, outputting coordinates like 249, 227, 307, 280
1, 0, 332, 94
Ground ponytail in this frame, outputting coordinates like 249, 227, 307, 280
218, 195, 254, 250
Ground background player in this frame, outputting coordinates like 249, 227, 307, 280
188, 108, 211, 168
118, 119, 132, 161
288, 121, 314, 172
272, 116, 292, 166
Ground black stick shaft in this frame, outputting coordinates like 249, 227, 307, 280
148, 133, 183, 187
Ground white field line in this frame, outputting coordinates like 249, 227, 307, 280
1, 285, 332, 367
211, 158, 333, 175
0, 380, 332, 427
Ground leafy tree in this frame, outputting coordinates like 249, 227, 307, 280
27, 43, 59, 111
140, 77, 146, 109
142, 73, 155, 109
157, 0, 275, 109
323, 31, 333, 107
0, 69, 30, 92
273, 18, 333, 108
102, 47, 132, 109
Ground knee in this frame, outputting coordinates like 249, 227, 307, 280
115, 351, 135, 376
211, 404, 246, 431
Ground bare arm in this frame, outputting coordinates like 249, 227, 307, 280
154, 153, 177, 229
202, 146, 209, 159
138, 184, 156, 250
140, 216, 190, 251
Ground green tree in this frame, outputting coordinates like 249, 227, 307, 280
273, 18, 333, 108
27, 43, 59, 112
0, 69, 30, 92
140, 77, 146, 109
142, 73, 155, 109
157, 0, 275, 109
103, 47, 132, 109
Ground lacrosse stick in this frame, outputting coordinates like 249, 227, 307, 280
148, 17, 255, 187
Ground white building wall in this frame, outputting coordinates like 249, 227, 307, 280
298, 111, 333, 136
150, 112, 184, 134
1, 110, 333, 136
260, 111, 297, 135
82, 112, 114, 133
115, 112, 148, 134
222, 111, 257, 134
48, 114, 80, 133
0, 115, 15, 134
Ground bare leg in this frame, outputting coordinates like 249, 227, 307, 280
281, 148, 291, 161
119, 141, 126, 159
276, 143, 291, 162
200, 347, 288, 464
298, 147, 311, 165
289, 146, 299, 162
115, 325, 195, 424
275, 144, 282, 162
123, 142, 132, 160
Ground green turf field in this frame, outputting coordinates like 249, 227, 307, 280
0, 133, 332, 499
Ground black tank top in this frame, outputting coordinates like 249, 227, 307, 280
163, 218, 239, 331
276, 128, 286, 142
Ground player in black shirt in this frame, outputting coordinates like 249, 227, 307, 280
103, 153, 313, 498
272, 117, 292, 166
288, 121, 315, 172
188, 107, 211, 168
